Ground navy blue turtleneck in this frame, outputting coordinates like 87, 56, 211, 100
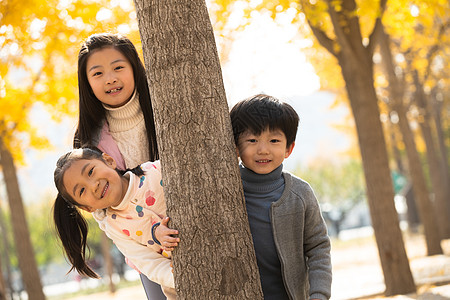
240, 163, 289, 300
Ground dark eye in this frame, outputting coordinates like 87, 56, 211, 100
271, 139, 280, 143
88, 167, 94, 176
248, 139, 257, 143
93, 71, 102, 76
115, 66, 124, 70
80, 187, 85, 196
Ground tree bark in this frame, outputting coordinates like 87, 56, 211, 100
133, 0, 263, 299
303, 0, 416, 295
0, 137, 45, 300
378, 28, 443, 254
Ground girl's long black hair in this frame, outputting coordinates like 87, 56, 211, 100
53, 148, 144, 278
73, 33, 159, 162
53, 193, 97, 278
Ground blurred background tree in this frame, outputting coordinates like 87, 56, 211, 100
377, 0, 450, 241
296, 158, 365, 237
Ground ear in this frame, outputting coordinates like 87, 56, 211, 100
235, 146, 240, 158
102, 153, 117, 169
285, 142, 295, 159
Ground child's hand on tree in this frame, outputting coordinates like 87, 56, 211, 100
155, 217, 179, 251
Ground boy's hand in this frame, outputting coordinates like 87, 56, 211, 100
155, 217, 179, 251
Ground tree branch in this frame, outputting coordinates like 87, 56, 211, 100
328, 0, 370, 68
301, 0, 337, 57
309, 22, 338, 58
367, 0, 387, 55
326, 0, 352, 55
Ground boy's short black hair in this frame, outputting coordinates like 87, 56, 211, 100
230, 94, 299, 147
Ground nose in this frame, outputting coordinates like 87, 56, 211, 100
88, 179, 100, 197
257, 142, 269, 154
105, 72, 117, 85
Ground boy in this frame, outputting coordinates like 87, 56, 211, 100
230, 94, 332, 300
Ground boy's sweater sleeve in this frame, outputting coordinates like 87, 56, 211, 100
102, 223, 175, 289
303, 185, 332, 300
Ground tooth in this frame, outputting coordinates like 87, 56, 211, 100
102, 183, 108, 197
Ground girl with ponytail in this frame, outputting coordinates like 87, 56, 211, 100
53, 148, 178, 299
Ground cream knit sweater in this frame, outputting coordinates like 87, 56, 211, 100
103, 92, 150, 169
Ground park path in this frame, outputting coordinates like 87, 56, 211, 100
66, 233, 450, 300
331, 233, 450, 299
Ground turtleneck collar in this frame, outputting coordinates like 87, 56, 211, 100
240, 163, 284, 194
240, 163, 283, 183
103, 90, 143, 132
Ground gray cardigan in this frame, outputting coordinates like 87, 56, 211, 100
271, 171, 332, 300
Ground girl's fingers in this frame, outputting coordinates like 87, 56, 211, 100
164, 240, 179, 247
161, 229, 178, 236
161, 216, 170, 226
162, 234, 179, 241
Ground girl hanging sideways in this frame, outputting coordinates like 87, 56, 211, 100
53, 148, 179, 299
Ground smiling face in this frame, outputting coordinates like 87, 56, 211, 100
62, 154, 129, 212
237, 128, 295, 175
86, 47, 135, 108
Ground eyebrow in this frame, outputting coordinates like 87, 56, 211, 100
88, 59, 127, 73
242, 130, 284, 137
72, 162, 90, 197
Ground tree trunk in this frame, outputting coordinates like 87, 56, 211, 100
378, 28, 443, 254
412, 70, 450, 239
133, 0, 263, 299
404, 185, 421, 232
431, 88, 450, 236
339, 58, 416, 295
0, 203, 15, 300
303, 0, 416, 295
0, 245, 5, 300
0, 137, 45, 300
430, 88, 450, 197
387, 122, 420, 232
392, 102, 442, 255
388, 123, 405, 175
100, 232, 116, 293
